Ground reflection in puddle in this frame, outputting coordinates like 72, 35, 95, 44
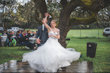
0, 60, 93, 72
77, 61, 88, 73
4, 62, 8, 70
0, 64, 3, 72
9, 60, 17, 71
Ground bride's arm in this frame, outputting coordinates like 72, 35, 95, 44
53, 29, 60, 39
42, 15, 51, 30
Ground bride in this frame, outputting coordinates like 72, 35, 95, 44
22, 15, 81, 72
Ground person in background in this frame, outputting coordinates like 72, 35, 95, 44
0, 36, 1, 46
6, 31, 16, 46
19, 30, 22, 37
27, 30, 34, 38
33, 30, 38, 49
0, 29, 8, 47
16, 31, 21, 44
23, 29, 26, 35
36, 30, 37, 34
32, 31, 36, 37
34, 31, 37, 38
19, 32, 34, 51
12, 31, 14, 35
16, 31, 20, 38
26, 30, 35, 49
7, 31, 13, 40
2, 29, 8, 36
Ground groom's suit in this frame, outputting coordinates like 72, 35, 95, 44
36, 17, 52, 47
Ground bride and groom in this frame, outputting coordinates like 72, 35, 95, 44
22, 13, 81, 72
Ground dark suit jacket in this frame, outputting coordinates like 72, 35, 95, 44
36, 17, 52, 46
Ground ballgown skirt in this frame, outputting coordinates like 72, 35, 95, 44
22, 37, 81, 72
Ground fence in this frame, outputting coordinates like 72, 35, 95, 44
66, 29, 109, 39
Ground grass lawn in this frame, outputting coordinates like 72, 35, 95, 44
66, 38, 110, 72
67, 29, 105, 38
0, 29, 110, 72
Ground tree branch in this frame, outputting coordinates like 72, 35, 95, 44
34, 0, 47, 18
34, 9, 42, 24
61, 0, 82, 15
60, 0, 67, 8
104, 0, 110, 7
64, 13, 97, 33
79, 0, 110, 12
69, 12, 97, 26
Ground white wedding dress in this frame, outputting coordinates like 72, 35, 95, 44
22, 31, 81, 72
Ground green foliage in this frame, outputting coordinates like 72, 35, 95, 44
2, 17, 11, 22
81, 0, 94, 6
0, 0, 16, 5
47, 2, 62, 21
97, 6, 110, 21
70, 12, 97, 24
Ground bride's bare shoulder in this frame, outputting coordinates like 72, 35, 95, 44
56, 28, 60, 31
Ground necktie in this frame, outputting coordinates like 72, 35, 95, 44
42, 24, 44, 31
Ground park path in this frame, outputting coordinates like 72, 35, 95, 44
0, 60, 93, 73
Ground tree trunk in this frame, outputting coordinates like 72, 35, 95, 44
4, 22, 7, 29
58, 9, 70, 48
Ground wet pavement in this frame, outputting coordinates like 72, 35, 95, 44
0, 60, 93, 73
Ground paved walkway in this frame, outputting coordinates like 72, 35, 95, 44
0, 60, 93, 73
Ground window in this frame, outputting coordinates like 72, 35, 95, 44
0, 27, 3, 30
105, 29, 110, 31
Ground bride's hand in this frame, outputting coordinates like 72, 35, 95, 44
42, 18, 45, 23
49, 35, 54, 37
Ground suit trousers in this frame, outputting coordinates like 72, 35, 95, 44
21, 42, 34, 50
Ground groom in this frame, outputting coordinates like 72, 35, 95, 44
36, 13, 52, 47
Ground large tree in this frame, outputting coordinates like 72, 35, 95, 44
33, 0, 110, 47
0, 0, 16, 29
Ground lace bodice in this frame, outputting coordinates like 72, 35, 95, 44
48, 31, 58, 39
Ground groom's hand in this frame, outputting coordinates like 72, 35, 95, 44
48, 13, 51, 17
36, 39, 41, 44
44, 13, 48, 17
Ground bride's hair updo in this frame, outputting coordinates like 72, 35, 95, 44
51, 20, 56, 24
51, 20, 57, 27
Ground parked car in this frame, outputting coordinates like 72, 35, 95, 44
0, 27, 4, 33
7, 27, 24, 35
103, 27, 110, 37
11, 27, 24, 31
